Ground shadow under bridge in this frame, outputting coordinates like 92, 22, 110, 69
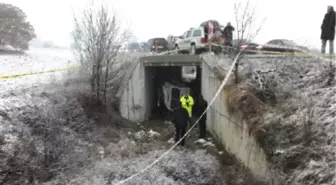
115, 54, 203, 122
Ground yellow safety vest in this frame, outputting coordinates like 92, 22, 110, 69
180, 95, 194, 117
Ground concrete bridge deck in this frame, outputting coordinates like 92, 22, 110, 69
141, 55, 202, 66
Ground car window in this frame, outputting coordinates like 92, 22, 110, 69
192, 29, 201, 37
267, 40, 278, 45
182, 31, 189, 38
186, 31, 192, 38
154, 38, 167, 45
282, 40, 297, 46
147, 39, 153, 46
278, 40, 286, 45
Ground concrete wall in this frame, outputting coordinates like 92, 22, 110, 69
119, 61, 147, 122
144, 67, 156, 120
201, 61, 268, 175
117, 57, 268, 175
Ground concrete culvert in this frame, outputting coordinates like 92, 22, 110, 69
1, 49, 291, 185
114, 54, 271, 184
115, 55, 203, 122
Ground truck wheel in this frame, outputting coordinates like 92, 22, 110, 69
189, 45, 196, 55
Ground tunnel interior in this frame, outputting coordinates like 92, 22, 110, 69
145, 65, 202, 120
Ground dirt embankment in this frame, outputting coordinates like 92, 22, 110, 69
217, 56, 336, 185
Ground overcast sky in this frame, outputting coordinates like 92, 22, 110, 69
3, 0, 335, 49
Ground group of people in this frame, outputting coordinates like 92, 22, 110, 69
171, 93, 208, 147
321, 5, 335, 55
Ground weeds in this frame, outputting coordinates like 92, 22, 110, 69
227, 57, 336, 185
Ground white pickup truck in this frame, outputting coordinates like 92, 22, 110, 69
175, 26, 225, 55
166, 35, 181, 50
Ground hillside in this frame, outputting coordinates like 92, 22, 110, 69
204, 53, 336, 185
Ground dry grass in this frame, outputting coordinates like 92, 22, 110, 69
222, 56, 336, 185
225, 84, 265, 135
202, 53, 335, 185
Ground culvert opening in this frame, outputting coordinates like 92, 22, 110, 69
145, 65, 202, 120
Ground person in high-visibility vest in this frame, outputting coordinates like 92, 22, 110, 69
180, 93, 194, 118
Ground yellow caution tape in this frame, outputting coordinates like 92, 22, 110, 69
0, 65, 81, 79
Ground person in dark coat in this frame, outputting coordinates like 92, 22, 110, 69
321, 6, 335, 54
223, 22, 235, 47
197, 94, 208, 139
171, 100, 191, 146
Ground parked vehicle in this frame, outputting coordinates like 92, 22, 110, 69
232, 39, 262, 54
174, 20, 228, 55
167, 35, 181, 50
259, 39, 309, 53
175, 28, 206, 54
175, 27, 225, 55
147, 38, 169, 53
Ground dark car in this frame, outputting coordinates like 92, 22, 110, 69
260, 39, 308, 54
232, 39, 262, 54
147, 38, 169, 53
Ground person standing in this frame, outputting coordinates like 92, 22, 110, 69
197, 94, 208, 139
171, 101, 191, 146
321, 6, 335, 55
180, 93, 194, 118
223, 22, 235, 47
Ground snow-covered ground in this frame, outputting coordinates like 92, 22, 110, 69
203, 53, 336, 185
0, 48, 77, 157
0, 47, 77, 100
0, 47, 76, 76
0, 48, 229, 185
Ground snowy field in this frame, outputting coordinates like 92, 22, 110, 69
0, 47, 76, 76
0, 47, 78, 156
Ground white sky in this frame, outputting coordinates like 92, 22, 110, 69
2, 0, 335, 48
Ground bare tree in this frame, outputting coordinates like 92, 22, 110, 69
233, 0, 265, 83
71, 4, 131, 104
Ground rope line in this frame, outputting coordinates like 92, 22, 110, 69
113, 50, 244, 185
